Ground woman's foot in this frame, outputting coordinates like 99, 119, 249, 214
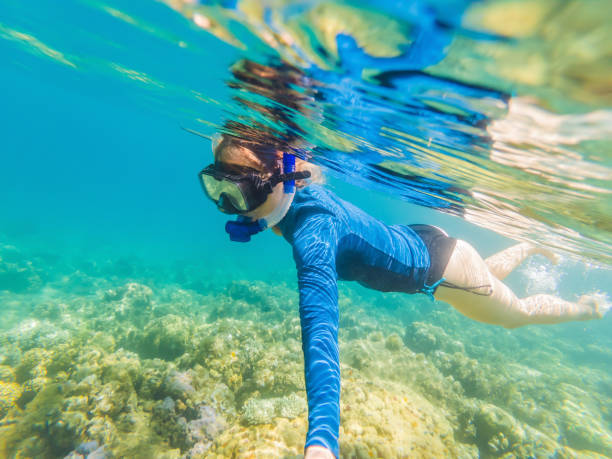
528, 244, 562, 265
579, 293, 611, 319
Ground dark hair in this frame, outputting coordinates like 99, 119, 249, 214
221, 59, 313, 156
215, 59, 322, 186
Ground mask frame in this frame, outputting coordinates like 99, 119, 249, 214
198, 162, 310, 215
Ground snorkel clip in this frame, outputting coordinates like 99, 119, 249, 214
282, 153, 296, 193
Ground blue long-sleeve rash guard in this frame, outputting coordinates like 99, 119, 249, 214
276, 185, 431, 457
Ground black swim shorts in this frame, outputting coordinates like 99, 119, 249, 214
409, 224, 457, 287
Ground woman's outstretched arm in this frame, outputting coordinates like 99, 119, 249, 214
292, 212, 340, 458
435, 240, 604, 328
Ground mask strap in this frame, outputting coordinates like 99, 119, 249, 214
211, 133, 222, 154
269, 170, 311, 187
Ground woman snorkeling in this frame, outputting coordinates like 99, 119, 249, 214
198, 136, 607, 459
190, 58, 611, 459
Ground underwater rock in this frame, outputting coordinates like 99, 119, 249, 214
342, 339, 380, 371
152, 396, 190, 450
404, 321, 438, 353
88, 332, 116, 354
165, 370, 196, 397
0, 365, 15, 382
187, 403, 227, 444
5, 319, 72, 354
14, 347, 51, 406
1, 383, 88, 457
340, 336, 468, 418
248, 340, 304, 397
0, 380, 21, 419
156, 286, 203, 317
132, 358, 171, 401
472, 403, 525, 456
469, 402, 564, 457
151, 397, 227, 455
63, 441, 110, 459
161, 396, 176, 412
432, 351, 494, 399
99, 349, 142, 388
135, 315, 192, 361
404, 321, 465, 355
385, 333, 404, 351
560, 396, 612, 457
241, 393, 306, 425
339, 378, 461, 458
207, 280, 299, 324
209, 417, 307, 458
367, 330, 384, 342
32, 301, 64, 321
106, 282, 152, 307
338, 294, 393, 341
276, 393, 307, 419
240, 397, 277, 426
192, 324, 249, 392
191, 318, 303, 399
102, 282, 154, 327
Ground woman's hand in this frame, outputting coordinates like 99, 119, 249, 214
305, 445, 335, 459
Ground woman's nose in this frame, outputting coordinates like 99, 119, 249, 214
217, 194, 238, 214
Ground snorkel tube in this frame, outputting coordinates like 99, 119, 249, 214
225, 153, 299, 242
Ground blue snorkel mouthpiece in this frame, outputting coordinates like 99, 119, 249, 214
225, 216, 264, 242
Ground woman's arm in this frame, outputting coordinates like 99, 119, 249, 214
292, 211, 340, 458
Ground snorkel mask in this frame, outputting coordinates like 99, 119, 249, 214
198, 152, 310, 242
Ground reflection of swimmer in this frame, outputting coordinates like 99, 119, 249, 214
169, 0, 508, 210
197, 135, 608, 459
223, 57, 487, 213
163, 0, 468, 71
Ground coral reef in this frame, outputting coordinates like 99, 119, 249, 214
1, 242, 611, 458
241, 392, 306, 425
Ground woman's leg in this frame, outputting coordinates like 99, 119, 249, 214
484, 242, 560, 280
434, 240, 599, 328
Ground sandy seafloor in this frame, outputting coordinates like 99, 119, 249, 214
1, 235, 611, 459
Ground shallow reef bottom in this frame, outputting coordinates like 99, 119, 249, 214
1, 242, 612, 458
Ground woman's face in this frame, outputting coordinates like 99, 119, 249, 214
215, 142, 285, 220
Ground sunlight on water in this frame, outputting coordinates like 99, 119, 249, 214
0, 23, 76, 67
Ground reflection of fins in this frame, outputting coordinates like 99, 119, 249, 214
181, 126, 212, 140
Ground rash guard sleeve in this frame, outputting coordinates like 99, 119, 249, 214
291, 210, 340, 458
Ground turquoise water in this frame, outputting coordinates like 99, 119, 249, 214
1, 0, 611, 457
